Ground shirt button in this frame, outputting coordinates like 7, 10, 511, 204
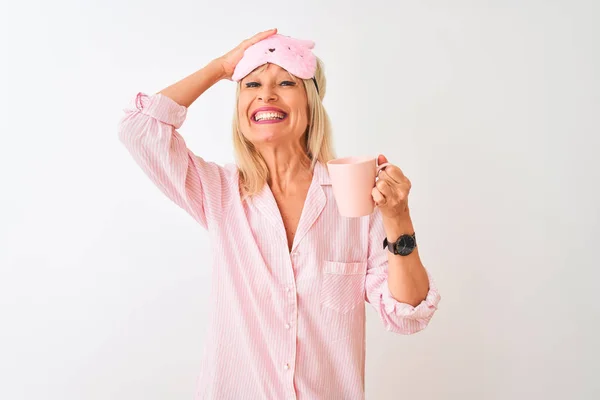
285, 323, 291, 329
285, 287, 291, 293
284, 363, 290, 370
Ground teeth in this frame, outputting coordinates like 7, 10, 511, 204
254, 111, 285, 121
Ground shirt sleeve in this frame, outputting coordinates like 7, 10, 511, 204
117, 92, 229, 229
364, 209, 441, 334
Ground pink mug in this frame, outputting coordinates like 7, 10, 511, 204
327, 156, 390, 217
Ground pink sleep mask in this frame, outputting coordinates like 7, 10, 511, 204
232, 34, 318, 83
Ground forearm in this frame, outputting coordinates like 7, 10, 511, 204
383, 214, 430, 307
158, 60, 225, 108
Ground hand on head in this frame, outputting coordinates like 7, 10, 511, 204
217, 29, 278, 80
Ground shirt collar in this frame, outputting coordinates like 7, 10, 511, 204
239, 159, 331, 202
313, 160, 332, 186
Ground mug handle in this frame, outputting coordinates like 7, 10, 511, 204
376, 162, 391, 177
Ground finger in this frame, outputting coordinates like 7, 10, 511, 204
381, 171, 410, 193
380, 167, 405, 185
249, 29, 277, 44
375, 178, 393, 197
382, 174, 411, 198
378, 154, 388, 165
371, 187, 386, 205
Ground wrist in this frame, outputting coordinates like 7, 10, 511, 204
382, 215, 414, 240
208, 59, 228, 81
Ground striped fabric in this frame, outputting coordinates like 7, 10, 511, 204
118, 92, 441, 400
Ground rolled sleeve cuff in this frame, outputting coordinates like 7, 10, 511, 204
379, 270, 441, 334
381, 282, 440, 319
133, 92, 188, 129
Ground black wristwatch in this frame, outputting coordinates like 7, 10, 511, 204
383, 233, 417, 256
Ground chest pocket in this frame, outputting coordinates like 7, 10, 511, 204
320, 261, 368, 314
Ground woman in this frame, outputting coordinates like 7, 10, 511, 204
118, 29, 440, 400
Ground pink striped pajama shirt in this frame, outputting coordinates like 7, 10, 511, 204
117, 92, 441, 400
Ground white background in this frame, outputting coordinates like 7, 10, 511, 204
1, 0, 599, 399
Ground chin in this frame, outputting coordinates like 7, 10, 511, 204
248, 129, 286, 144
240, 120, 287, 141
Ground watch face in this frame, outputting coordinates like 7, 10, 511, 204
395, 235, 416, 255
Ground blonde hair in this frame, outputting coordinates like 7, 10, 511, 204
232, 57, 335, 196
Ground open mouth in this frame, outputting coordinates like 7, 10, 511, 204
251, 109, 288, 123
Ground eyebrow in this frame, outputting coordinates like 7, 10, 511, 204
243, 75, 297, 83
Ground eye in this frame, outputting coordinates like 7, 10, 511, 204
280, 81, 296, 86
245, 81, 260, 88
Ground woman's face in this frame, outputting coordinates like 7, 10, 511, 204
238, 64, 309, 147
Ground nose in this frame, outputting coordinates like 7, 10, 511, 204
257, 86, 277, 102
